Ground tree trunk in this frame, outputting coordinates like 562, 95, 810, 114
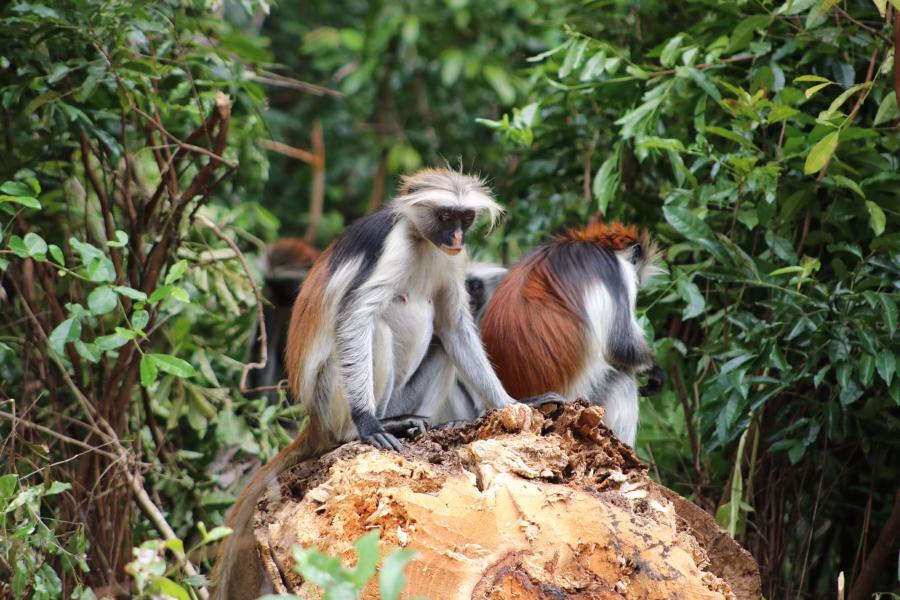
252, 402, 761, 599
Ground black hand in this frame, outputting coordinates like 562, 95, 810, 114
520, 391, 569, 407
380, 414, 430, 438
639, 364, 665, 396
361, 430, 404, 452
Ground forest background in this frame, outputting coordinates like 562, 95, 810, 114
0, 0, 898, 598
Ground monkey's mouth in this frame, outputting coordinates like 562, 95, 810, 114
441, 245, 463, 256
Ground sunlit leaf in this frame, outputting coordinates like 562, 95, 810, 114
803, 130, 838, 174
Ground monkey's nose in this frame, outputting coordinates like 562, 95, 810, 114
451, 231, 463, 247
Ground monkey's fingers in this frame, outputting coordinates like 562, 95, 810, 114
381, 415, 431, 438
363, 431, 405, 453
520, 392, 570, 407
639, 365, 666, 396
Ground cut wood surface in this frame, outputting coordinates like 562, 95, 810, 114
253, 402, 761, 599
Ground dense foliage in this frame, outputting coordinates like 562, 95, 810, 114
1, 0, 898, 598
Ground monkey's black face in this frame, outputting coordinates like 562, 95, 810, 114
465, 275, 485, 314
425, 208, 476, 256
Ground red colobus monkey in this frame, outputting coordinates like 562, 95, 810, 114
245, 238, 319, 401
481, 222, 664, 446
212, 169, 559, 599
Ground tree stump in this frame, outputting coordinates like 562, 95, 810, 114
252, 402, 761, 599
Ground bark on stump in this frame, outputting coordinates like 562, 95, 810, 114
252, 402, 761, 599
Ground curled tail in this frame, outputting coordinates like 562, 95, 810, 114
210, 419, 330, 600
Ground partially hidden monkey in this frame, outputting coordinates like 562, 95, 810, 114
245, 237, 320, 401
481, 222, 665, 446
211, 169, 559, 599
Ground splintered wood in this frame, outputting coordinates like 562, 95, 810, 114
254, 402, 761, 599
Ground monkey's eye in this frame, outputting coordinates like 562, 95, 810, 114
439, 210, 452, 223
460, 210, 475, 228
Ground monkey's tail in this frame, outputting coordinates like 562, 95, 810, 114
209, 419, 328, 600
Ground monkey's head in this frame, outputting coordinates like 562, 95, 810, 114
465, 262, 509, 318
561, 222, 665, 286
395, 168, 503, 257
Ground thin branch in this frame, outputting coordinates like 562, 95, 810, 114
305, 120, 325, 244
0, 411, 118, 460
650, 53, 761, 78
259, 139, 317, 164
196, 215, 267, 393
132, 106, 236, 168
251, 70, 344, 98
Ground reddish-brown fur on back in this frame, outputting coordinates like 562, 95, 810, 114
557, 221, 639, 249
266, 237, 320, 270
284, 247, 331, 397
481, 250, 586, 398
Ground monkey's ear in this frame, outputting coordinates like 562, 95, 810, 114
629, 242, 644, 265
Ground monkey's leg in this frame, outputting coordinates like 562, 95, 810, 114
519, 392, 570, 407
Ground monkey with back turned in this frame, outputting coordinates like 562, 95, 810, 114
481, 222, 665, 446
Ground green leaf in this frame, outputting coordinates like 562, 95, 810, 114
140, 354, 158, 387
818, 83, 871, 120
829, 174, 865, 199
108, 230, 129, 248
558, 38, 587, 78
201, 526, 233, 544
95, 331, 134, 351
86, 256, 116, 282
0, 474, 16, 497
663, 205, 715, 241
49, 318, 80, 355
879, 294, 897, 336
660, 35, 683, 67
700, 126, 759, 150
483, 65, 516, 105
0, 181, 34, 196
23, 232, 48, 259
725, 15, 772, 53
676, 278, 706, 320
153, 578, 190, 600
769, 266, 806, 276
686, 68, 722, 101
859, 354, 875, 387
45, 481, 71, 496
164, 259, 188, 285
87, 287, 118, 315
349, 530, 381, 587
865, 201, 885, 236
804, 131, 838, 174
74, 341, 101, 363
795, 75, 832, 83
114, 285, 147, 301
7, 235, 28, 258
873, 93, 899, 126
0, 194, 41, 209
379, 549, 418, 600
804, 81, 833, 98
440, 49, 464, 86
149, 354, 196, 378
875, 351, 895, 386
132, 309, 149, 330
592, 145, 621, 215
48, 244, 64, 265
